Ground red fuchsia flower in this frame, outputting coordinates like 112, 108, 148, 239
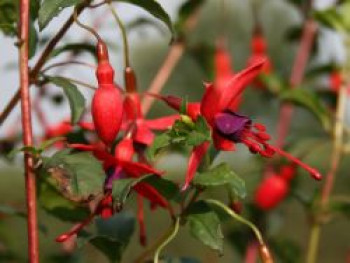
91, 41, 123, 146
247, 29, 272, 90
56, 137, 170, 243
330, 70, 343, 93
254, 164, 296, 211
123, 90, 179, 146
154, 59, 321, 190
70, 138, 169, 211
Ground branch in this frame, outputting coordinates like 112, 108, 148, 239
141, 6, 202, 115
275, 19, 318, 148
0, 4, 86, 126
19, 0, 39, 261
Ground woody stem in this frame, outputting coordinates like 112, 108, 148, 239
19, 0, 39, 261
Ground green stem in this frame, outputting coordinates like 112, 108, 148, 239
305, 34, 349, 263
306, 224, 321, 263
134, 218, 179, 263
205, 199, 264, 245
108, 2, 130, 67
153, 217, 180, 263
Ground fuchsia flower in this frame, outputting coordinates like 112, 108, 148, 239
56, 137, 170, 243
123, 91, 179, 146
254, 164, 296, 210
69, 138, 168, 210
155, 59, 321, 190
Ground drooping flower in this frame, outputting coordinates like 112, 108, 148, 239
123, 90, 179, 146
154, 59, 321, 189
56, 137, 169, 243
254, 164, 296, 210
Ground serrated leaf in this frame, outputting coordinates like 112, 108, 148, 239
42, 149, 104, 199
95, 212, 135, 244
37, 178, 90, 222
77, 232, 123, 263
280, 88, 331, 130
168, 116, 211, 147
38, 0, 83, 30
111, 175, 151, 207
47, 76, 85, 124
193, 163, 246, 199
117, 0, 174, 36
146, 133, 171, 161
143, 175, 180, 201
187, 201, 224, 254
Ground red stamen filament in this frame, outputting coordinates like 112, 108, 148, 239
137, 195, 147, 246
269, 145, 322, 180
55, 213, 95, 242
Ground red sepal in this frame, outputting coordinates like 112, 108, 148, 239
182, 141, 210, 191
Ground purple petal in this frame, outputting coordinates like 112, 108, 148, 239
104, 166, 124, 191
214, 112, 250, 135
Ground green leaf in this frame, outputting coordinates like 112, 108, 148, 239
280, 88, 331, 130
259, 74, 286, 94
39, 137, 66, 150
112, 175, 152, 208
117, 0, 174, 36
29, 19, 38, 59
95, 211, 135, 244
50, 43, 96, 60
78, 232, 123, 263
0, 0, 39, 36
0, 0, 17, 36
162, 257, 201, 263
305, 64, 337, 79
7, 146, 39, 160
146, 132, 171, 161
269, 237, 301, 263
143, 175, 180, 201
42, 149, 105, 199
175, 0, 205, 35
313, 8, 346, 32
77, 212, 135, 262
38, 0, 83, 30
47, 76, 85, 124
0, 205, 26, 218
187, 201, 224, 254
188, 44, 215, 77
330, 199, 350, 219
37, 178, 90, 222
168, 116, 211, 147
193, 163, 246, 199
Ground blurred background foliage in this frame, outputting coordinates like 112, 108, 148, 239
1, 0, 350, 262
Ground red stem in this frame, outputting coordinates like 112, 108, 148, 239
244, 241, 259, 263
0, 5, 86, 126
276, 19, 317, 148
19, 0, 39, 262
